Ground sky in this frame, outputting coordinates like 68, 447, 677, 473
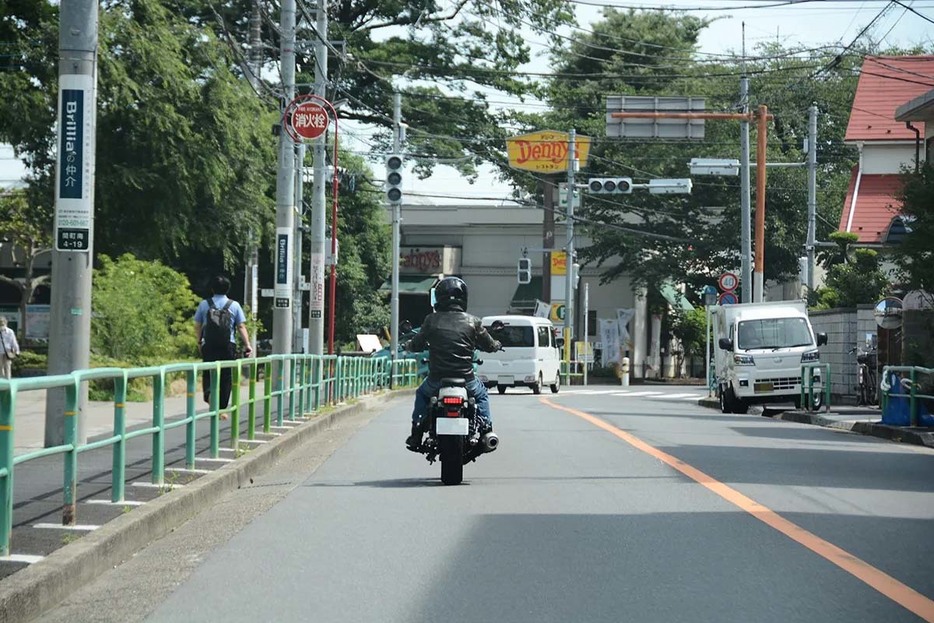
2, 1, 932, 199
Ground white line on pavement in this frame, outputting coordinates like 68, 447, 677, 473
86, 499, 145, 506
33, 523, 99, 531
0, 554, 44, 564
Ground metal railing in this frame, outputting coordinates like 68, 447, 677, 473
0, 354, 419, 556
800, 363, 831, 412
880, 366, 934, 427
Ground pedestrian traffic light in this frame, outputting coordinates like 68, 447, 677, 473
386, 154, 403, 204
588, 177, 632, 194
517, 257, 532, 285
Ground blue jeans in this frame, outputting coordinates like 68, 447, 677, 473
412, 377, 492, 428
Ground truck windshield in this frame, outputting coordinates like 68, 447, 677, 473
487, 325, 534, 348
736, 317, 813, 350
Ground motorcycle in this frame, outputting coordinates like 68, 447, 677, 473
410, 320, 504, 485
411, 375, 499, 485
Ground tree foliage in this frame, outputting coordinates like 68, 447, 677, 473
812, 232, 889, 308
895, 162, 934, 300
0, 189, 52, 340
91, 253, 199, 362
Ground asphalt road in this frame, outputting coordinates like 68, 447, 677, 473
34, 385, 934, 623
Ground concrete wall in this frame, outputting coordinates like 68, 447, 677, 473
809, 305, 877, 403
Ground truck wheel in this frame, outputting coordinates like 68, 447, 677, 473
730, 390, 748, 414
532, 374, 542, 395
718, 386, 731, 414
550, 373, 560, 394
497, 385, 507, 395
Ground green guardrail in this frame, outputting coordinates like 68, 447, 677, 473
880, 365, 934, 427
0, 353, 420, 556
800, 362, 831, 413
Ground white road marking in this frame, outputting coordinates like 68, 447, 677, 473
86, 499, 145, 506
34, 523, 99, 531
196, 457, 234, 463
131, 482, 185, 489
0, 554, 44, 564
165, 468, 213, 475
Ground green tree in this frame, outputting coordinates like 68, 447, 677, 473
895, 162, 934, 302
0, 189, 52, 341
1, 0, 277, 273
91, 254, 199, 362
522, 10, 872, 299
326, 150, 392, 344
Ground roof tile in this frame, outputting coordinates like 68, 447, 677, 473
845, 56, 934, 142
838, 169, 906, 243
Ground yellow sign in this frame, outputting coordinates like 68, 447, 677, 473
506, 130, 591, 173
551, 251, 567, 276
549, 303, 565, 323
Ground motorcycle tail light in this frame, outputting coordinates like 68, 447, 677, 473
442, 396, 463, 405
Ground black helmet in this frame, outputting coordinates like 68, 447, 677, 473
433, 277, 468, 311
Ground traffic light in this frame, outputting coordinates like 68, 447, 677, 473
517, 257, 532, 285
588, 177, 632, 194
386, 154, 403, 204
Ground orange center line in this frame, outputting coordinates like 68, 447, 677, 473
541, 397, 934, 622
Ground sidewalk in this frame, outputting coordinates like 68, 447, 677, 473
697, 397, 934, 448
12, 387, 252, 457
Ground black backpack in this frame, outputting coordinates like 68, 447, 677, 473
203, 299, 234, 348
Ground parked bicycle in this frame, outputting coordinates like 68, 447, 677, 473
850, 345, 878, 406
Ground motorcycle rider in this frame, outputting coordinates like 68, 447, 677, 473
404, 276, 502, 451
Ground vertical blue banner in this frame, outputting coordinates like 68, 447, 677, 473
58, 89, 84, 200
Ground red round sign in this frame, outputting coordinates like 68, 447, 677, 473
290, 102, 329, 140
718, 271, 738, 292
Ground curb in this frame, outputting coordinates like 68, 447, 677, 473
0, 389, 416, 623
695, 397, 934, 449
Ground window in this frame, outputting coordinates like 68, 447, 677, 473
487, 325, 534, 347
537, 326, 551, 348
736, 317, 813, 350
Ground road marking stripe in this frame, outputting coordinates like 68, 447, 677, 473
0, 554, 43, 564
609, 391, 663, 397
34, 523, 99, 531
662, 393, 704, 399
86, 499, 145, 506
541, 397, 934, 622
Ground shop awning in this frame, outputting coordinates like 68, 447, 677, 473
378, 276, 437, 295
660, 282, 695, 311
509, 276, 543, 310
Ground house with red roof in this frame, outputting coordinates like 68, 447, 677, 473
840, 56, 934, 247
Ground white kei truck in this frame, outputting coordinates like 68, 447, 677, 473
713, 300, 827, 413
476, 315, 562, 395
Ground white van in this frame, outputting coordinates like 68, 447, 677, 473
476, 315, 562, 394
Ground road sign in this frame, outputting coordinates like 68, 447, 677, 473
290, 102, 329, 140
549, 304, 566, 322
719, 291, 738, 305
703, 285, 718, 306
718, 272, 738, 292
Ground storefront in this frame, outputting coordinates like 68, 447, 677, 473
378, 246, 462, 325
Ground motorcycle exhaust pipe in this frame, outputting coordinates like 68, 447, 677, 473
481, 431, 499, 452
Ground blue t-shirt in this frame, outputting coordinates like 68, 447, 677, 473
194, 295, 247, 344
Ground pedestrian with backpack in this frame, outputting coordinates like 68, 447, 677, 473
194, 275, 253, 409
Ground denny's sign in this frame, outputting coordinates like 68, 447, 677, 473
506, 130, 591, 173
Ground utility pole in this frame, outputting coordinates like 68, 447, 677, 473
806, 104, 818, 295
293, 142, 305, 352
244, 0, 262, 353
307, 0, 327, 355
389, 93, 402, 364
753, 105, 768, 303
542, 180, 554, 303
272, 0, 296, 355
739, 76, 752, 304
45, 0, 98, 447
563, 129, 576, 384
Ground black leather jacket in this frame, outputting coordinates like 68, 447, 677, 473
405, 309, 502, 381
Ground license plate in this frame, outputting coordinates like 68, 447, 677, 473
435, 418, 468, 436
754, 382, 773, 393
498, 376, 514, 385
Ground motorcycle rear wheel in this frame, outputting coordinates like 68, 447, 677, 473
439, 435, 464, 485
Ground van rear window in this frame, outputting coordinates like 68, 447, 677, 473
487, 325, 534, 348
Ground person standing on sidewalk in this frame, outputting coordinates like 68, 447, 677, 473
194, 275, 252, 409
0, 316, 19, 379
